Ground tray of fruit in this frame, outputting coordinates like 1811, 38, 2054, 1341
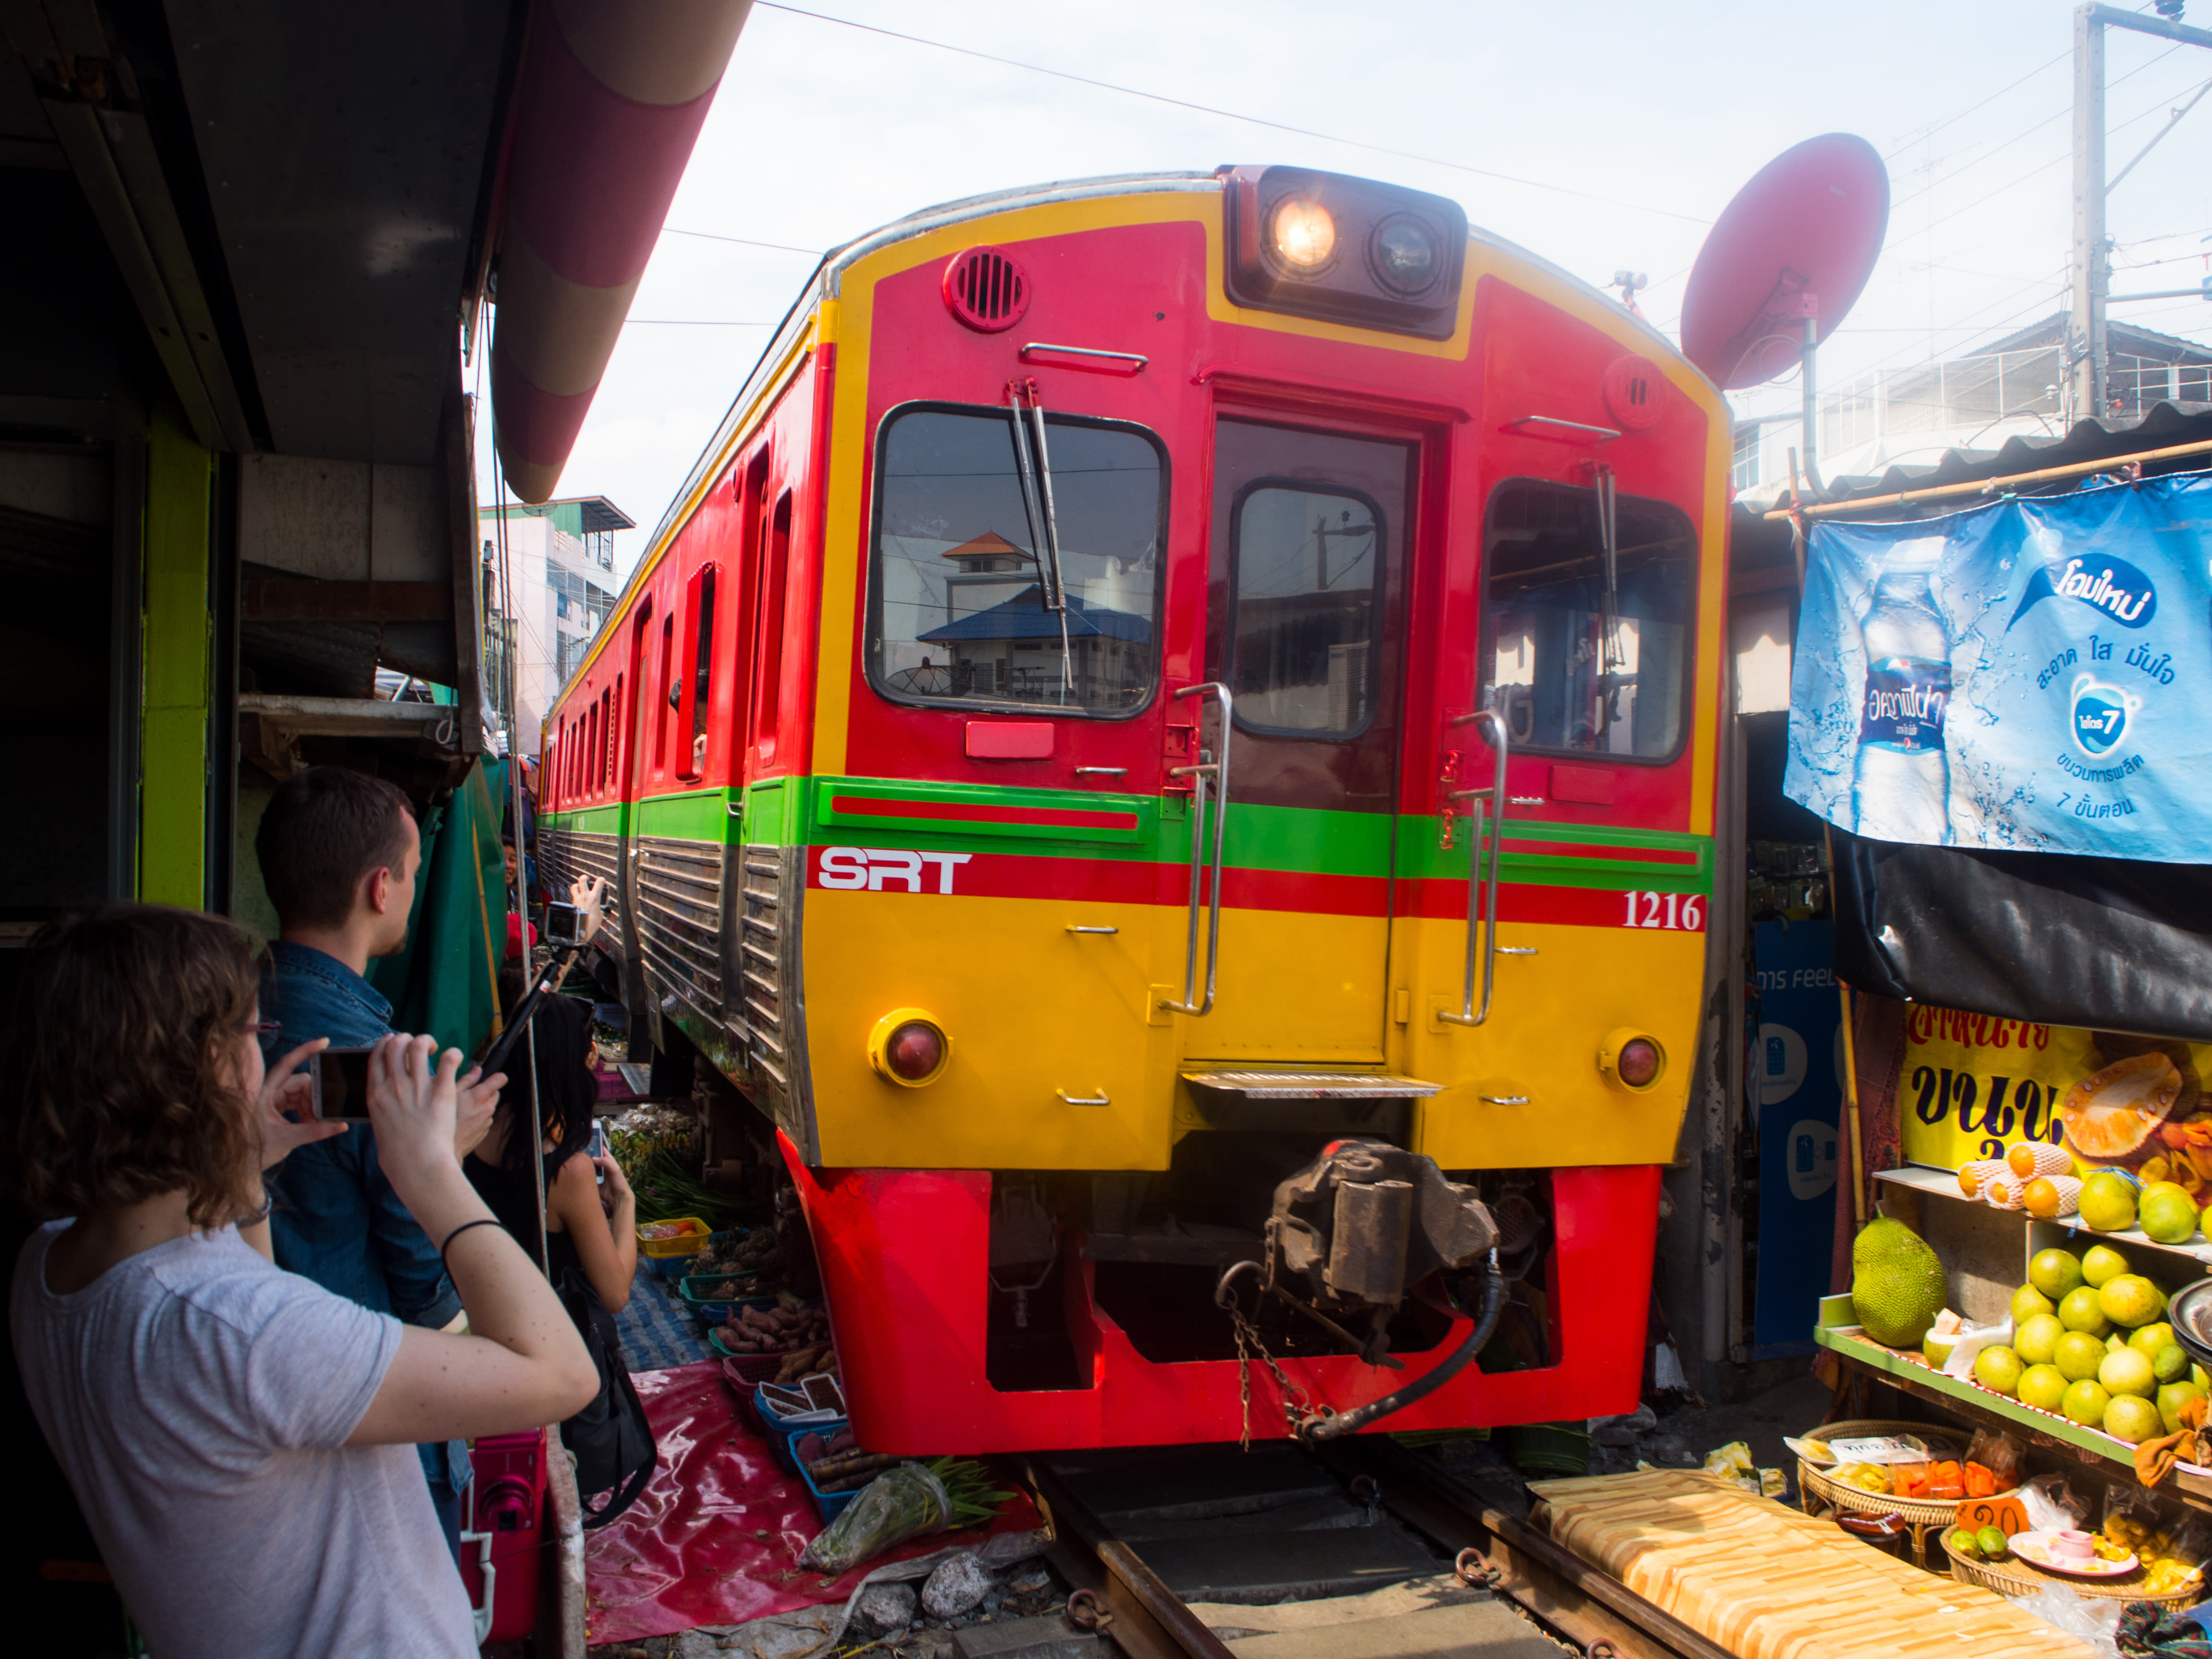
1931, 1241, 2211, 1453
1943, 1523, 2203, 1602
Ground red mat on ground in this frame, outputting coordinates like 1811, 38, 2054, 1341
585, 1361, 1041, 1646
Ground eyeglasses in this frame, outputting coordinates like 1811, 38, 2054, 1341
243, 1020, 281, 1037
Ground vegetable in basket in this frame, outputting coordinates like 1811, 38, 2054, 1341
798, 1458, 1014, 1575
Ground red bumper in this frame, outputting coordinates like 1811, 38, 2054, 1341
781, 1133, 1659, 1453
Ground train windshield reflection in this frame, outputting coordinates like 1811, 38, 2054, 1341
868, 404, 1166, 714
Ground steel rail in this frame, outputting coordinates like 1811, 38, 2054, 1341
1312, 1439, 1731, 1659
1023, 1459, 1239, 1659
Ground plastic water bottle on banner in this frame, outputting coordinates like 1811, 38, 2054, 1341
1852, 540, 1952, 842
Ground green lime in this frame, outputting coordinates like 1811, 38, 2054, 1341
2011, 1283, 2056, 1325
2064, 1378, 2112, 1425
2082, 1241, 2133, 1286
2016, 1313, 2066, 1366
1975, 1345, 2026, 1396
2020, 1363, 2069, 1410
2158, 1345, 2191, 1384
2031, 1249, 2087, 1299
2060, 1285, 2112, 1336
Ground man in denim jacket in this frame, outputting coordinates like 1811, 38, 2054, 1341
255, 767, 499, 1567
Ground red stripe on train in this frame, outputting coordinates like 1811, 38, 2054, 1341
828, 795, 1141, 833
808, 847, 1705, 929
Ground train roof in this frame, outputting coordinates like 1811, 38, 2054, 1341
593, 168, 1703, 701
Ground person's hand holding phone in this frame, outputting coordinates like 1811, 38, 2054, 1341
570, 873, 607, 944
592, 1153, 631, 1219
364, 1034, 473, 1227
453, 1063, 505, 1161
252, 1036, 346, 1169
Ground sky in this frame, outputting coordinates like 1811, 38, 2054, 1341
476, 0, 2212, 579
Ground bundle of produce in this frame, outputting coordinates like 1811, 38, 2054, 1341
715, 1296, 838, 1381
630, 1143, 759, 1230
799, 1458, 1016, 1575
695, 1226, 780, 1279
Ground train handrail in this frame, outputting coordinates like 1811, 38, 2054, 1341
1438, 709, 1507, 1029
1158, 683, 1232, 1018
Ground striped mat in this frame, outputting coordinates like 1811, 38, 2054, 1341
613, 1261, 714, 1373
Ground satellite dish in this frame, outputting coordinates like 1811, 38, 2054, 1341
1681, 134, 1889, 391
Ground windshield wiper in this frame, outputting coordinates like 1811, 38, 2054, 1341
1007, 378, 1073, 700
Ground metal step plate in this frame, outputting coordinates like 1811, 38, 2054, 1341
1182, 1070, 1445, 1101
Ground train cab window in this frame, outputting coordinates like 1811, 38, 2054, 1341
1479, 479, 1695, 761
1229, 482, 1384, 737
868, 402, 1166, 715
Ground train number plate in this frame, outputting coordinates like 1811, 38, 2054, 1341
1621, 890, 1705, 931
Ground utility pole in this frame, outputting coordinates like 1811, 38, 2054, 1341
2071, 4, 2212, 420
2069, 6, 2106, 421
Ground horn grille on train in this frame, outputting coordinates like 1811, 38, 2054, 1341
942, 246, 1030, 333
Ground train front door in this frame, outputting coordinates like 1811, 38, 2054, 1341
1188, 416, 1416, 1065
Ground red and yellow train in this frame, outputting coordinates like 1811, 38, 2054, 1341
539, 165, 1727, 1452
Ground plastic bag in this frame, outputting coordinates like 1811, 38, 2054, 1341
2019, 1471, 2089, 1534
1965, 1426, 2026, 1492
800, 1462, 952, 1575
2010, 1582, 2120, 1659
2104, 1483, 2164, 1552
1942, 1316, 2013, 1379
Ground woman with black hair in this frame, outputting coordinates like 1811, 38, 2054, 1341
464, 986, 636, 1311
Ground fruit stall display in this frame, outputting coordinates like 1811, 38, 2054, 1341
1821, 1167, 2212, 1512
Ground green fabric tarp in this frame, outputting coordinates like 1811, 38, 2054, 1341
367, 758, 508, 1058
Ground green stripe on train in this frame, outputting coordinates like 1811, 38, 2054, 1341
547, 776, 1708, 890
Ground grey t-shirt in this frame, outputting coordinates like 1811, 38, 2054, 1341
11, 1221, 476, 1659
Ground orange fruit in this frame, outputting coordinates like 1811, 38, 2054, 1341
2064, 1053, 2184, 1161
2010, 1143, 2039, 1177
2025, 1178, 2061, 1218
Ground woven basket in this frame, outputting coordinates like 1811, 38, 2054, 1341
1796, 1417, 1989, 1527
1940, 1533, 2199, 1604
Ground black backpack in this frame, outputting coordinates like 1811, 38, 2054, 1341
554, 1266, 657, 1529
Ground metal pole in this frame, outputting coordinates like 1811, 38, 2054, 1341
2071, 4, 2108, 420
1799, 312, 1826, 498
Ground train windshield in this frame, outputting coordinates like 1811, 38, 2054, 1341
868, 403, 1166, 715
1479, 479, 1695, 760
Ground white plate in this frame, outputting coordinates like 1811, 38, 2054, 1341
2007, 1531, 2139, 1577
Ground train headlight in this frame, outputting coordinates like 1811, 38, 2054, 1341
869, 1008, 950, 1087
1369, 216, 1440, 293
1598, 1028, 1666, 1093
1270, 198, 1336, 271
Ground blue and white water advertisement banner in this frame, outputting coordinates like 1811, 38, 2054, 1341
1785, 474, 2212, 861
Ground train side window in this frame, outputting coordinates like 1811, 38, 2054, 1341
866, 402, 1166, 716
1478, 478, 1695, 762
588, 704, 601, 796
655, 615, 676, 776
753, 492, 792, 762
602, 685, 615, 791
1228, 481, 1385, 738
679, 564, 716, 778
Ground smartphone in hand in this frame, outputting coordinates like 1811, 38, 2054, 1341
589, 1120, 610, 1183
311, 1047, 377, 1122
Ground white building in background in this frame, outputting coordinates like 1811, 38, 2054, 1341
479, 494, 633, 756
1731, 314, 2212, 511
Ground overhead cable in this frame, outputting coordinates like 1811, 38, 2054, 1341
751, 1, 1709, 226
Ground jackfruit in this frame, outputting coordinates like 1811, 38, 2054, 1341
1851, 1216, 1948, 1348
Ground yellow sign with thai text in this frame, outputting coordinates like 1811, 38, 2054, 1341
1899, 1006, 2212, 1190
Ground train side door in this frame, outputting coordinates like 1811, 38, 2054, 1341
1189, 416, 1416, 1064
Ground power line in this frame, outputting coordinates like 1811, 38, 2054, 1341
622, 319, 778, 327
1884, 47, 2070, 159
751, 1, 1710, 226
661, 227, 824, 255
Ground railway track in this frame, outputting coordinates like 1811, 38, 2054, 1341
1023, 1441, 1730, 1659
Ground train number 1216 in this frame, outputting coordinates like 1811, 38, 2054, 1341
1621, 891, 1704, 931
